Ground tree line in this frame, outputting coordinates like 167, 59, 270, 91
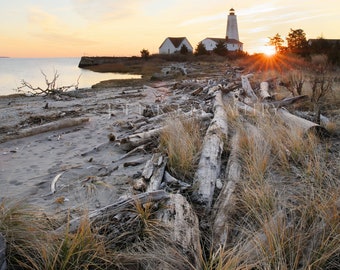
268, 29, 340, 65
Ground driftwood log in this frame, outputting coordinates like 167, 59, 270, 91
119, 111, 212, 151
55, 190, 170, 233
146, 154, 168, 192
212, 132, 241, 247
192, 90, 228, 210
0, 117, 89, 143
259, 81, 271, 100
276, 108, 327, 135
155, 193, 202, 269
241, 74, 258, 103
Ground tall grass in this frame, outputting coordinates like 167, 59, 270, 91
202, 106, 339, 269
159, 114, 204, 180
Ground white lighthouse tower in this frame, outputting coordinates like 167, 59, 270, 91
226, 8, 239, 41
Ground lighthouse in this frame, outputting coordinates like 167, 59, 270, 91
226, 8, 239, 41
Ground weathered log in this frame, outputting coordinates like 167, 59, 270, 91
1, 117, 89, 143
162, 171, 191, 192
212, 132, 241, 247
241, 74, 258, 103
156, 193, 202, 269
146, 154, 168, 192
192, 90, 228, 210
267, 95, 309, 108
276, 108, 327, 135
234, 100, 261, 115
119, 127, 162, 151
55, 190, 170, 233
259, 82, 271, 100
293, 111, 331, 127
119, 111, 213, 151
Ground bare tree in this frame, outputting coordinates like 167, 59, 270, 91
16, 70, 80, 96
287, 71, 305, 96
310, 55, 334, 124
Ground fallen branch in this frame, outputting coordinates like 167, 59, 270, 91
1, 117, 89, 143
55, 190, 170, 233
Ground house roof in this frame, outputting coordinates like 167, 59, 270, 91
203, 37, 243, 45
159, 37, 192, 49
204, 37, 226, 43
226, 38, 243, 45
168, 37, 187, 48
308, 39, 340, 44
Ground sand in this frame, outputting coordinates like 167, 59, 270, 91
0, 84, 173, 217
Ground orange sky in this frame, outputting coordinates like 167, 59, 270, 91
0, 0, 339, 57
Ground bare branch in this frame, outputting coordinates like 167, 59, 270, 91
16, 70, 80, 96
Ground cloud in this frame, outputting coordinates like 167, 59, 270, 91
27, 7, 96, 46
179, 12, 225, 26
248, 26, 270, 34
70, 0, 140, 21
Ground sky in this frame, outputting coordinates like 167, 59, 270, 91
0, 0, 339, 58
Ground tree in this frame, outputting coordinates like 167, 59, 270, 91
140, 48, 150, 60
180, 44, 189, 54
268, 33, 285, 53
213, 40, 228, 56
194, 42, 209, 56
286, 28, 308, 55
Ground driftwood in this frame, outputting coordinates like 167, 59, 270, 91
146, 154, 168, 192
276, 108, 327, 135
293, 111, 331, 126
241, 74, 258, 103
119, 111, 213, 151
156, 193, 202, 269
55, 190, 170, 233
50, 172, 64, 194
259, 82, 271, 100
119, 127, 162, 151
212, 132, 241, 247
267, 95, 309, 108
192, 90, 228, 210
1, 117, 89, 143
162, 171, 191, 192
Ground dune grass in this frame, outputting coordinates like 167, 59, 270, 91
159, 114, 204, 181
201, 104, 339, 269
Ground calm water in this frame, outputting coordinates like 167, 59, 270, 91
0, 57, 141, 96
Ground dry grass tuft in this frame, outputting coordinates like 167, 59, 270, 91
159, 114, 204, 180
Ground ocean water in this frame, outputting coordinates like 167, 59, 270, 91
0, 57, 141, 96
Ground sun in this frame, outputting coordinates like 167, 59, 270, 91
262, 45, 276, 56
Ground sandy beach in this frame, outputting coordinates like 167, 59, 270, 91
0, 67, 214, 219
0, 84, 167, 215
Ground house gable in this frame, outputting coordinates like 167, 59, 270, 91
159, 37, 193, 54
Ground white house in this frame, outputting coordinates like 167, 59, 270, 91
201, 37, 243, 52
201, 38, 226, 51
159, 37, 193, 54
